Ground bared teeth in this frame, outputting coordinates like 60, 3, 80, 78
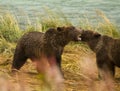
78, 35, 81, 40
78, 37, 81, 41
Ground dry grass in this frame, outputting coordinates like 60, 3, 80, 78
0, 9, 120, 91
0, 44, 120, 91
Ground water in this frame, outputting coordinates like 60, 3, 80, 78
0, 0, 120, 28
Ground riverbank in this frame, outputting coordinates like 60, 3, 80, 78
0, 10, 119, 56
0, 11, 120, 91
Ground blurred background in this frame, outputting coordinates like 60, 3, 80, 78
0, 0, 120, 29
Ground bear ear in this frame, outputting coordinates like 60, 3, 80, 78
57, 27, 64, 32
94, 32, 101, 38
81, 29, 85, 33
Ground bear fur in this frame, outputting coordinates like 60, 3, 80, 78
11, 26, 81, 73
80, 30, 120, 79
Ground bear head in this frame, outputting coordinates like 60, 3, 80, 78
80, 30, 101, 42
44, 26, 82, 47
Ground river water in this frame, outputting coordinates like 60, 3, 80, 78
0, 0, 120, 28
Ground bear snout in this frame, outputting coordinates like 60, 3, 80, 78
76, 29, 84, 41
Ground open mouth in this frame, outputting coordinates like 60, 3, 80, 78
77, 34, 82, 41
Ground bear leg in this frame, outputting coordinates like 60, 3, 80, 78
97, 60, 115, 79
12, 50, 27, 71
56, 55, 61, 68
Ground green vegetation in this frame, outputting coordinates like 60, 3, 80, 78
0, 9, 120, 91
0, 9, 119, 56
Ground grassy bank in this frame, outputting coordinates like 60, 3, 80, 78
0, 9, 120, 91
0, 10, 119, 56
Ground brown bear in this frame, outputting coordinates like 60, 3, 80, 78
80, 30, 120, 79
11, 26, 81, 74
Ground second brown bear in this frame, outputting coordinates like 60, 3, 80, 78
80, 30, 120, 79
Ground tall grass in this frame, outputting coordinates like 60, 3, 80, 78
0, 9, 119, 71
79, 10, 120, 38
0, 13, 22, 42
39, 7, 72, 31
0, 9, 120, 91
96, 10, 120, 38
